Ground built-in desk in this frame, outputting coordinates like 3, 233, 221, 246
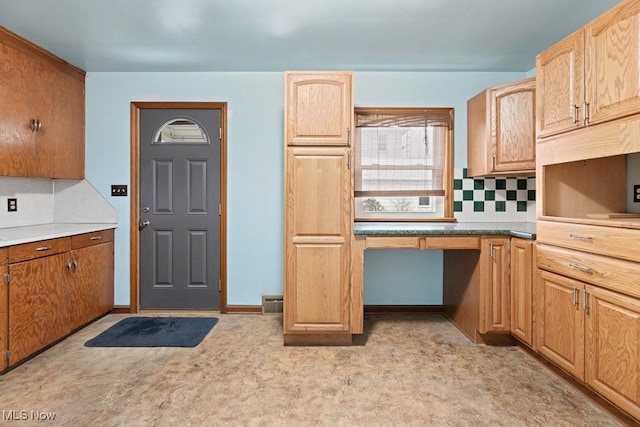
351, 222, 536, 343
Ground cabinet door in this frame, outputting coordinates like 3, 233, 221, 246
68, 242, 114, 331
37, 67, 84, 179
0, 250, 7, 370
0, 40, 40, 176
284, 147, 352, 334
536, 31, 584, 138
536, 270, 585, 380
285, 72, 352, 146
510, 238, 534, 347
585, 285, 640, 420
492, 80, 535, 173
584, 0, 640, 127
8, 253, 69, 366
480, 237, 510, 333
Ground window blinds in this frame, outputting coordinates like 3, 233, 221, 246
354, 108, 453, 198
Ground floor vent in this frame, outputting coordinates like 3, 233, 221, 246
262, 295, 283, 315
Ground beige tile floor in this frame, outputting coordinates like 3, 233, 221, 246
0, 313, 626, 426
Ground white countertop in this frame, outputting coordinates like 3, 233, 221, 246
0, 223, 117, 247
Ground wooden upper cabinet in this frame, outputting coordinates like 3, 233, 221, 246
0, 27, 85, 179
467, 77, 535, 177
536, 31, 584, 138
537, 0, 640, 138
584, 0, 640, 127
285, 72, 353, 146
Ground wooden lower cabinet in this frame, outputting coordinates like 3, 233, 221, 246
510, 238, 534, 347
537, 269, 640, 420
8, 252, 70, 366
3, 229, 114, 369
479, 237, 510, 333
68, 232, 114, 331
585, 285, 640, 420
536, 270, 585, 379
0, 247, 7, 370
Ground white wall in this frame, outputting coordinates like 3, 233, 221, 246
85, 70, 525, 306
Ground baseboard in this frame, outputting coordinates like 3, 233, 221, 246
111, 306, 132, 314
226, 305, 262, 314
364, 305, 443, 313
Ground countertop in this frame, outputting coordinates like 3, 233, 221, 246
0, 223, 117, 248
354, 222, 536, 239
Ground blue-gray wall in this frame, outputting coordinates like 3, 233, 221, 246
85, 71, 525, 306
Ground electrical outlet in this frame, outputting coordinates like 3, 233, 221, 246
111, 185, 128, 197
7, 198, 17, 212
635, 185, 640, 203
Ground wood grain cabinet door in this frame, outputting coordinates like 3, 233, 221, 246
68, 241, 114, 331
479, 237, 510, 333
8, 253, 70, 366
510, 238, 534, 347
492, 80, 536, 173
285, 72, 352, 146
536, 30, 584, 138
284, 147, 352, 334
0, 248, 7, 370
585, 285, 640, 420
536, 270, 585, 381
584, 0, 640, 128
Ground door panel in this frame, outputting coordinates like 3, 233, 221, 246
139, 109, 221, 309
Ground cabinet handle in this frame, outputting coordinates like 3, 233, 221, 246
72, 260, 78, 272
489, 242, 494, 259
66, 262, 72, 273
569, 233, 593, 241
583, 101, 590, 126
89, 236, 102, 241
583, 290, 590, 312
569, 262, 593, 274
572, 104, 580, 125
30, 119, 42, 132
572, 286, 579, 307
35, 246, 52, 251
492, 156, 496, 170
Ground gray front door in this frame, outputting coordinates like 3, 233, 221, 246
139, 108, 221, 309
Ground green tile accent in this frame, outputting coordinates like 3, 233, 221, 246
528, 190, 536, 201
463, 190, 473, 201
496, 179, 506, 190
517, 201, 527, 212
473, 179, 484, 189
517, 179, 527, 190
496, 201, 506, 212
507, 190, 517, 201
454, 201, 462, 212
485, 190, 495, 201
454, 179, 462, 190
462, 168, 468, 178
474, 201, 484, 212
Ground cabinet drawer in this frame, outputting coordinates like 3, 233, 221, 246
537, 220, 640, 263
0, 247, 7, 266
9, 237, 71, 263
72, 229, 114, 249
365, 236, 420, 249
537, 243, 640, 299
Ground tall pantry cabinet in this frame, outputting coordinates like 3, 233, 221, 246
283, 72, 354, 345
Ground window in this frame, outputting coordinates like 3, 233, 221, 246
354, 107, 454, 221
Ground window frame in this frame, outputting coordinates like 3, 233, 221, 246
353, 107, 455, 222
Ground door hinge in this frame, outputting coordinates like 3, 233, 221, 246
3, 350, 8, 362
218, 279, 221, 292
219, 127, 222, 142
218, 203, 221, 216
3, 273, 8, 285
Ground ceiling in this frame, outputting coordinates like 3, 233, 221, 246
0, 0, 621, 73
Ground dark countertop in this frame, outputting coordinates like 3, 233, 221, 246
354, 222, 536, 239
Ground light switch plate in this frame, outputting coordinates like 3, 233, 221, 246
111, 185, 128, 197
7, 198, 17, 212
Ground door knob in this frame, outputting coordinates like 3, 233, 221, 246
139, 219, 150, 230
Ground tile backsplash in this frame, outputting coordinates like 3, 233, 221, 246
453, 168, 536, 222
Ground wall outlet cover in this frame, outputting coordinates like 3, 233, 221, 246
7, 198, 17, 212
634, 185, 640, 203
